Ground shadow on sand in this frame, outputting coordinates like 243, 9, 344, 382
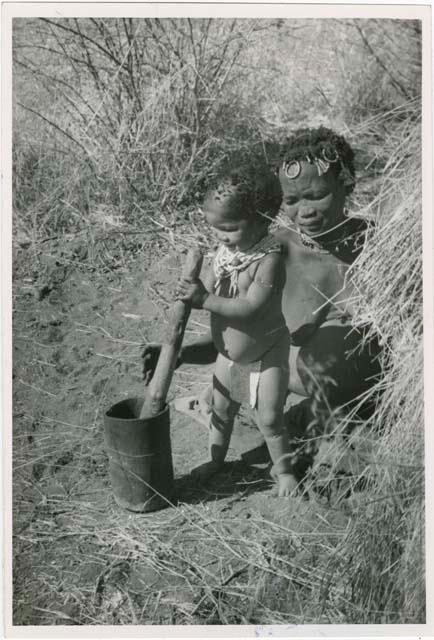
174, 443, 273, 506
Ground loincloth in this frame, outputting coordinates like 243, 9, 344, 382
223, 356, 262, 409
220, 329, 290, 409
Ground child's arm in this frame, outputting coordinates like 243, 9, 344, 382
176, 252, 282, 321
142, 262, 217, 384
142, 331, 217, 383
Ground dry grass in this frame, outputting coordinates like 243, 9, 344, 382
337, 102, 424, 623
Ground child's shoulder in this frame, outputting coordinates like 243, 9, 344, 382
252, 245, 283, 270
247, 243, 283, 281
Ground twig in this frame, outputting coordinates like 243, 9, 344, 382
16, 101, 89, 154
220, 563, 249, 587
352, 22, 412, 100
33, 606, 82, 625
17, 379, 57, 398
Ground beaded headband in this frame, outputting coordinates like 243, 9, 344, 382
283, 147, 340, 179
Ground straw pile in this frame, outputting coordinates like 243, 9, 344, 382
338, 101, 424, 622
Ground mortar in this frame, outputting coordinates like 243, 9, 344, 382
103, 248, 203, 513
104, 396, 174, 512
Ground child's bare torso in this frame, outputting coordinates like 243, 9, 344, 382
210, 259, 287, 364
275, 219, 368, 338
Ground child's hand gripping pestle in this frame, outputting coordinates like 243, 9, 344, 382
140, 248, 204, 418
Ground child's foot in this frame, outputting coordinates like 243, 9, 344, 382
191, 460, 224, 483
272, 473, 299, 497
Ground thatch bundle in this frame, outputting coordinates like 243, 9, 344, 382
333, 101, 424, 622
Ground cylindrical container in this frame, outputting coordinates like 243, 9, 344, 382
104, 396, 174, 512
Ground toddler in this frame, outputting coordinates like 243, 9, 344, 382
174, 159, 296, 497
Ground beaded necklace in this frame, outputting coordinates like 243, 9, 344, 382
274, 213, 353, 254
213, 234, 281, 295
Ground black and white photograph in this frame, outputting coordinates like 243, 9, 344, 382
3, 3, 433, 636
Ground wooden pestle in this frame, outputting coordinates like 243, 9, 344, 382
140, 247, 203, 418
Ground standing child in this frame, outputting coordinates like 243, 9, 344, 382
174, 159, 296, 497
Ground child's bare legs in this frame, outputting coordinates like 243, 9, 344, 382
191, 354, 240, 482
257, 344, 297, 497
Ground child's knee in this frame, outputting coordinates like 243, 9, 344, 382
257, 407, 283, 438
212, 392, 238, 422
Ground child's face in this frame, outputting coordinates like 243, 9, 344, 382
203, 190, 266, 251
278, 161, 346, 236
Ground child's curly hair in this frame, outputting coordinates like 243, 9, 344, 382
278, 126, 356, 193
205, 153, 282, 220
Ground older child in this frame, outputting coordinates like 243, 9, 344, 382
274, 128, 380, 402
174, 160, 296, 496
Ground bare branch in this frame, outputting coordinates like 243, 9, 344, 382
352, 22, 412, 100
16, 101, 89, 154
40, 17, 122, 67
